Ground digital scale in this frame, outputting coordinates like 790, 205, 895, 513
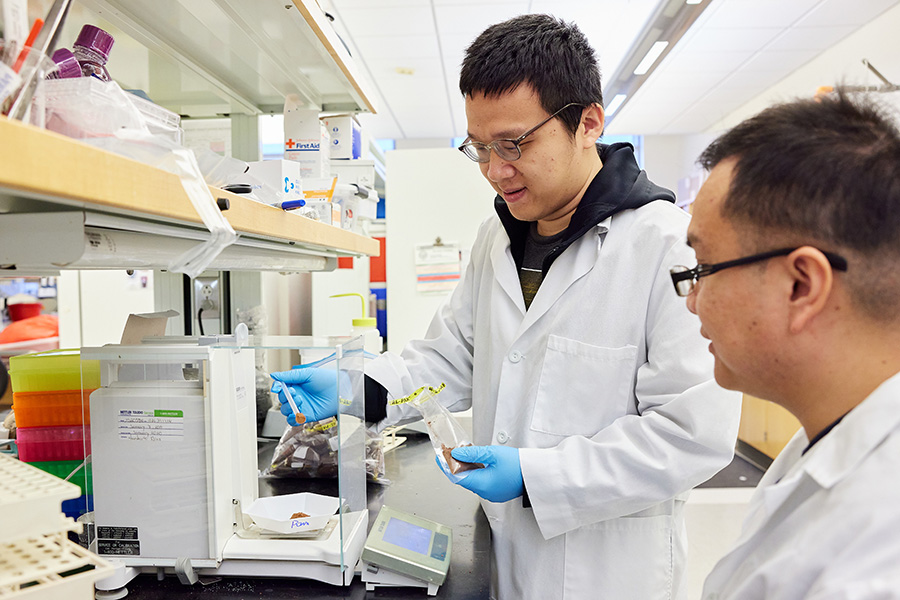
361, 505, 452, 596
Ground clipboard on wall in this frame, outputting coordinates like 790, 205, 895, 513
414, 238, 461, 294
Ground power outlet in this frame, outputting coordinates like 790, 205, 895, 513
193, 276, 220, 334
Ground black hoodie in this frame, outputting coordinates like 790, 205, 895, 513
495, 142, 676, 276
364, 143, 675, 422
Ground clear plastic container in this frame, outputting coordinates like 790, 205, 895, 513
35, 77, 183, 144
73, 25, 114, 81
15, 425, 91, 462
128, 91, 184, 144
8, 349, 100, 393
304, 199, 339, 225
0, 42, 58, 121
12, 388, 95, 427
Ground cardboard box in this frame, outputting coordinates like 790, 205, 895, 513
323, 114, 362, 159
246, 160, 303, 200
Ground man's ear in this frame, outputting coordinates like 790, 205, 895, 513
581, 103, 605, 147
786, 247, 835, 334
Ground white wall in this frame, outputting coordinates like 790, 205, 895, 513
711, 3, 900, 132
311, 259, 372, 338
384, 148, 495, 354
58, 270, 156, 347
642, 133, 717, 200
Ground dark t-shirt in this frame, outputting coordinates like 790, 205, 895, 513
519, 223, 566, 310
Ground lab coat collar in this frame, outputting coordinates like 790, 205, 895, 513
520, 220, 610, 330
800, 370, 900, 490
493, 142, 675, 275
490, 229, 527, 315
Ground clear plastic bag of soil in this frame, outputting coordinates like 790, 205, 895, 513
263, 417, 388, 484
407, 384, 484, 482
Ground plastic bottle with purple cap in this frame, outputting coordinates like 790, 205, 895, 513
72, 25, 114, 81
47, 48, 83, 79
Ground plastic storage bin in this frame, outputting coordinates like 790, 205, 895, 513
61, 494, 94, 519
28, 460, 93, 496
15, 426, 91, 462
8, 350, 100, 393
13, 388, 95, 427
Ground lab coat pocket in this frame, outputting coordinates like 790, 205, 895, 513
564, 514, 674, 600
532, 336, 637, 437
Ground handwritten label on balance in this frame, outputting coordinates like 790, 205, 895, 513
118, 409, 185, 442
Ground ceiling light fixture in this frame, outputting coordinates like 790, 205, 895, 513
603, 0, 712, 128
605, 94, 628, 117
633, 41, 669, 75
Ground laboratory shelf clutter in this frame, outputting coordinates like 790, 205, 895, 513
0, 118, 380, 275
2, 0, 381, 276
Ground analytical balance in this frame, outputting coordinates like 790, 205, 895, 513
80, 335, 369, 595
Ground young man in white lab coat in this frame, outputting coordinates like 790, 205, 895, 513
273, 14, 741, 600
673, 91, 900, 598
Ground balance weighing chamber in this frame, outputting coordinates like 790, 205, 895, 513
79, 334, 369, 595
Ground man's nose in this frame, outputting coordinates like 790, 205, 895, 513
685, 287, 698, 314
486, 151, 514, 182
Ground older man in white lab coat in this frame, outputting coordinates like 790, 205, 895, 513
273, 15, 741, 600
676, 90, 900, 598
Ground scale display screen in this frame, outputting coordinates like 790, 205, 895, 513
362, 505, 452, 587
383, 517, 432, 555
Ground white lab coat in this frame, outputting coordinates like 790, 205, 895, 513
702, 371, 900, 599
368, 201, 741, 600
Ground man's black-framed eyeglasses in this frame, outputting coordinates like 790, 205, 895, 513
669, 247, 849, 297
457, 102, 585, 163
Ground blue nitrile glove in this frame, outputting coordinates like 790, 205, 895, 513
447, 445, 524, 503
270, 367, 345, 425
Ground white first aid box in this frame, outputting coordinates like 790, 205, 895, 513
283, 97, 330, 178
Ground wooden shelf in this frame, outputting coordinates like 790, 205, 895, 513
0, 119, 379, 273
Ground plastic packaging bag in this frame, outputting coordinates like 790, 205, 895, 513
406, 384, 483, 482
32, 78, 236, 278
263, 417, 387, 484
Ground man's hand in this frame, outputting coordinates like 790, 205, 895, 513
445, 445, 524, 503
270, 367, 344, 425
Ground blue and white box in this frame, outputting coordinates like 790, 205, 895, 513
323, 114, 362, 160
246, 160, 303, 200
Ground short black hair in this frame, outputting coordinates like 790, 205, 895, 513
459, 14, 603, 135
699, 90, 900, 321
